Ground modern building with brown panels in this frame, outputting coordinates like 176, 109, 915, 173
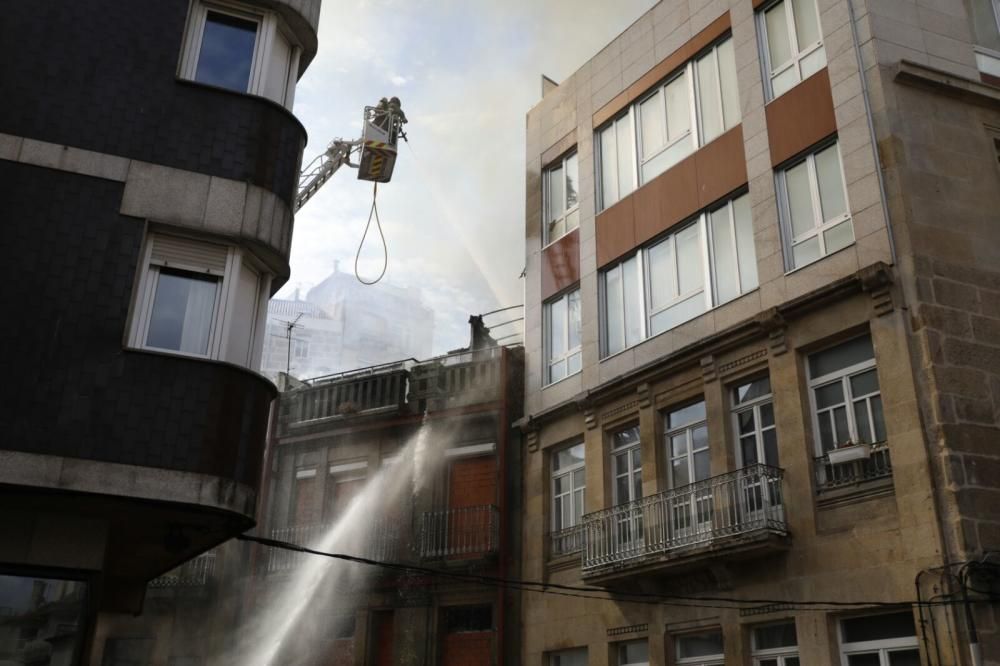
0, 0, 320, 662
520, 0, 1000, 664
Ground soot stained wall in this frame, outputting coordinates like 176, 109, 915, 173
0, 0, 305, 206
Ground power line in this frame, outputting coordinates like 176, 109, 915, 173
238, 534, 993, 612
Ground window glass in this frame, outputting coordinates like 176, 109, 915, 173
545, 289, 581, 384
262, 28, 292, 103
548, 165, 564, 231
754, 622, 798, 650
697, 50, 723, 143
549, 297, 567, 360
815, 144, 847, 221
554, 443, 585, 471
677, 631, 724, 658
196, 11, 258, 92
601, 123, 619, 206
616, 116, 635, 200
809, 335, 875, 377
785, 161, 815, 238
665, 73, 691, 142
618, 640, 649, 665
567, 290, 581, 351
676, 223, 704, 295
717, 38, 741, 129
842, 612, 916, 643
147, 269, 219, 355
622, 255, 643, 348
800, 45, 827, 80
605, 264, 626, 355
711, 205, 739, 304
640, 92, 667, 156
669, 401, 707, 429
792, 0, 821, 47
551, 648, 588, 666
733, 195, 758, 291
734, 377, 773, 404
0, 575, 87, 666
765, 3, 793, 67
442, 605, 492, 632
565, 153, 579, 210
647, 238, 677, 312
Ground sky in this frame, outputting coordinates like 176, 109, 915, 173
282, 0, 657, 354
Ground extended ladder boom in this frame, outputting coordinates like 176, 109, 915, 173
295, 139, 360, 212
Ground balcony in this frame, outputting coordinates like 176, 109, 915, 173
814, 441, 893, 494
581, 465, 789, 582
148, 552, 216, 589
281, 365, 410, 429
550, 525, 584, 558
418, 505, 499, 560
266, 518, 402, 573
409, 348, 503, 409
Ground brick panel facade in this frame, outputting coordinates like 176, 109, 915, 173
0, 0, 306, 205
441, 631, 494, 666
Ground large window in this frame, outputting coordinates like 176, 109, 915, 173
758, 0, 826, 98
611, 426, 642, 505
600, 193, 756, 357
676, 630, 725, 666
550, 648, 587, 666
129, 233, 271, 369
752, 622, 799, 666
180, 1, 301, 108
616, 640, 649, 666
543, 152, 580, 244
778, 141, 853, 270
551, 442, 585, 555
732, 377, 778, 467
808, 335, 884, 453
598, 37, 740, 211
839, 612, 919, 666
0, 574, 87, 666
544, 289, 582, 385
665, 401, 709, 489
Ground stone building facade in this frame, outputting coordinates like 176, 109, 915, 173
0, 0, 321, 663
251, 323, 524, 666
520, 0, 1000, 665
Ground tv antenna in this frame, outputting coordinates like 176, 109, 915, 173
276, 313, 306, 376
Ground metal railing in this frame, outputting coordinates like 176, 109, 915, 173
419, 505, 499, 559
550, 525, 584, 557
266, 518, 402, 573
409, 348, 503, 405
814, 442, 892, 491
581, 465, 786, 573
149, 552, 217, 588
282, 368, 409, 424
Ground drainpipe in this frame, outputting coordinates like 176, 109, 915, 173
845, 0, 897, 265
960, 566, 983, 666
495, 345, 509, 666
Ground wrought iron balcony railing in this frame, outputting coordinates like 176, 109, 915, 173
814, 442, 892, 491
281, 368, 409, 425
266, 518, 402, 573
581, 465, 786, 574
550, 525, 584, 557
149, 552, 217, 588
419, 505, 499, 559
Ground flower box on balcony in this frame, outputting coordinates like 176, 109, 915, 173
827, 442, 872, 464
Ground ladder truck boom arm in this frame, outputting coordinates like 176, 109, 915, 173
295, 138, 360, 212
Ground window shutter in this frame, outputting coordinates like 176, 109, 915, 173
150, 234, 229, 274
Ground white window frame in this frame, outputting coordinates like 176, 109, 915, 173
751, 621, 799, 666
544, 288, 582, 386
707, 195, 758, 304
675, 631, 725, 666
807, 336, 882, 456
551, 442, 585, 533
597, 109, 639, 211
598, 36, 741, 211
777, 141, 853, 271
664, 401, 710, 489
179, 0, 302, 109
838, 612, 920, 666
128, 232, 272, 370
731, 377, 778, 468
611, 426, 642, 506
643, 219, 711, 337
757, 0, 826, 100
599, 191, 756, 359
542, 151, 580, 246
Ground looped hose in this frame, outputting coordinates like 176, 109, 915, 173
355, 182, 388, 285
